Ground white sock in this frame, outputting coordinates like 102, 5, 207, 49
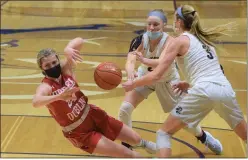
138, 139, 145, 147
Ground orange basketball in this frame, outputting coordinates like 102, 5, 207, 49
94, 62, 122, 90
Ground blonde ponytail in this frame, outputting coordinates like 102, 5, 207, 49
177, 5, 237, 47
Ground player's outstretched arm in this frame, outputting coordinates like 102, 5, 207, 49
32, 83, 79, 108
62, 37, 84, 78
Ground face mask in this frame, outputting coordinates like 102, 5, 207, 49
44, 64, 61, 78
147, 31, 162, 40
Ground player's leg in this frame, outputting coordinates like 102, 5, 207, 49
118, 89, 145, 128
156, 80, 223, 154
118, 86, 154, 150
64, 126, 142, 157
116, 123, 156, 154
213, 84, 247, 142
90, 104, 156, 154
156, 83, 216, 157
156, 114, 186, 157
93, 134, 142, 157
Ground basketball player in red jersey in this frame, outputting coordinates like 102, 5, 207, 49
32, 37, 156, 157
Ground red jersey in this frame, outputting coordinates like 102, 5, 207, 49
42, 74, 88, 127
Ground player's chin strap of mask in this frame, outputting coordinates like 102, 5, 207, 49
62, 104, 90, 132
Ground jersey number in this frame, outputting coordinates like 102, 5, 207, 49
202, 44, 214, 59
147, 57, 159, 72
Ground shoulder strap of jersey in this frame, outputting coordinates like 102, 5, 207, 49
155, 32, 168, 57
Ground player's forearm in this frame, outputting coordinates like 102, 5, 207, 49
142, 58, 159, 68
133, 61, 168, 87
63, 37, 84, 69
133, 71, 158, 87
32, 94, 61, 108
125, 59, 136, 74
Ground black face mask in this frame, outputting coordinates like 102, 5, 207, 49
44, 64, 61, 78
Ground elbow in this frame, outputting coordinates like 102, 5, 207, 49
32, 98, 39, 108
64, 37, 84, 51
75, 37, 84, 43
73, 37, 84, 45
32, 102, 38, 108
32, 100, 38, 108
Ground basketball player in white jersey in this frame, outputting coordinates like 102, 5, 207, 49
119, 9, 223, 155
122, 5, 247, 157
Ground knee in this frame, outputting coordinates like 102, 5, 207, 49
233, 119, 247, 141
156, 129, 172, 150
118, 101, 135, 122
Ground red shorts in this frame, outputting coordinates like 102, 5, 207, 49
63, 104, 123, 154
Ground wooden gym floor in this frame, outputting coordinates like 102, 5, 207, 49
1, 1, 247, 158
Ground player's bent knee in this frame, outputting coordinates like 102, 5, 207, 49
156, 129, 172, 150
118, 101, 134, 126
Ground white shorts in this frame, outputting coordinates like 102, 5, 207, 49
171, 81, 244, 129
134, 74, 181, 113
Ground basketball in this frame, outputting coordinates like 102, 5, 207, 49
94, 62, 122, 90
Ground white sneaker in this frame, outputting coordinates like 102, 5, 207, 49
204, 131, 223, 155
135, 139, 156, 154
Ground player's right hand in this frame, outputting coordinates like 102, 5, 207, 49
172, 81, 189, 96
59, 87, 80, 101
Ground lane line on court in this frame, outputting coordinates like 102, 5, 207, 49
2, 116, 25, 152
227, 60, 247, 65
1, 116, 21, 148
238, 138, 247, 157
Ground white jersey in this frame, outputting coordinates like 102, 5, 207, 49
176, 32, 229, 86
138, 32, 178, 82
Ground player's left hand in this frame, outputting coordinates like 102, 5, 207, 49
64, 47, 83, 63
122, 80, 135, 92
134, 51, 145, 63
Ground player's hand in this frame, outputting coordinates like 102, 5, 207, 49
127, 71, 138, 81
64, 47, 83, 63
134, 51, 145, 63
122, 80, 135, 92
59, 87, 80, 101
172, 81, 190, 96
